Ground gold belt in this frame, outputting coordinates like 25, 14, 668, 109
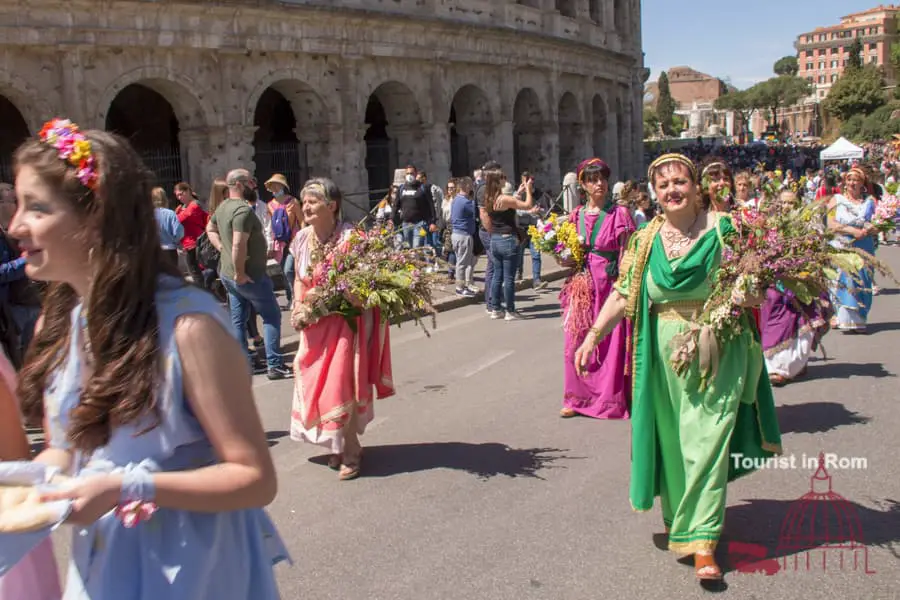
651, 300, 705, 321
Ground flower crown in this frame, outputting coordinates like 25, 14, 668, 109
38, 118, 99, 190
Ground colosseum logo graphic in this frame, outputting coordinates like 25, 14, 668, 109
727, 452, 876, 576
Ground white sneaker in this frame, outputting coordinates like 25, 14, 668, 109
505, 311, 524, 321
490, 310, 504, 320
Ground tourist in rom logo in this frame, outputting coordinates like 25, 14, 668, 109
573, 153, 782, 583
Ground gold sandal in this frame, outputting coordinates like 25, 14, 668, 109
327, 454, 342, 470
559, 407, 577, 418
695, 552, 722, 581
338, 451, 362, 481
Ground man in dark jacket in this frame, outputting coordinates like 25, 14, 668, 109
392, 165, 435, 249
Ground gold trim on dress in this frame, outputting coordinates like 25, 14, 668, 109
651, 300, 705, 321
668, 539, 719, 555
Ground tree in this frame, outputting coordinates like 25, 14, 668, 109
848, 38, 863, 71
773, 55, 799, 77
714, 89, 758, 138
746, 76, 812, 129
823, 64, 886, 122
643, 109, 661, 139
656, 71, 677, 136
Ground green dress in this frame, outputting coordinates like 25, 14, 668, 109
614, 214, 782, 555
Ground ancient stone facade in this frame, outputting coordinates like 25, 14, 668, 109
0, 0, 644, 219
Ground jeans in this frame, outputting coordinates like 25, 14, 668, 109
280, 251, 295, 305
220, 275, 284, 369
429, 230, 442, 254
516, 238, 542, 282
400, 220, 427, 249
490, 234, 518, 313
479, 228, 495, 308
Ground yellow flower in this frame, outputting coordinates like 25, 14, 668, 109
71, 139, 92, 162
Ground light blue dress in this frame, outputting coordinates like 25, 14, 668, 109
830, 195, 876, 330
45, 276, 290, 599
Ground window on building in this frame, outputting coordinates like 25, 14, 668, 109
818, 48, 826, 56
871, 56, 878, 64
806, 62, 813, 71
807, 76, 814, 83
819, 61, 825, 69
831, 47, 839, 54
831, 60, 838, 68
831, 74, 838, 82
870, 43, 877, 50
818, 75, 825, 84
806, 50, 813, 57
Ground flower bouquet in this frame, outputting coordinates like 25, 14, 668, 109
871, 194, 900, 235
668, 201, 894, 387
292, 227, 439, 335
528, 214, 584, 267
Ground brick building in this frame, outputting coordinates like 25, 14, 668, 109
796, 4, 899, 101
644, 66, 736, 138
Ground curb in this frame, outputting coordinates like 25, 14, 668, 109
431, 267, 570, 312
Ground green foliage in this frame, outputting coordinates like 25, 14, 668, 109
656, 71, 677, 136
745, 76, 812, 125
823, 64, 886, 122
847, 38, 863, 71
839, 101, 900, 142
643, 109, 660, 138
773, 55, 799, 77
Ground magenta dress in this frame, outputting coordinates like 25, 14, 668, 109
561, 205, 635, 418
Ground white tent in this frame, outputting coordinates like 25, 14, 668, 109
820, 137, 864, 163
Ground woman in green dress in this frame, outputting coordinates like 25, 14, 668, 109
574, 153, 782, 582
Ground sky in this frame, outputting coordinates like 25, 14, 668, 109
641, 0, 883, 89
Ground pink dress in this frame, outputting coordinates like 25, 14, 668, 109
288, 225, 396, 453
0, 348, 61, 600
561, 205, 635, 418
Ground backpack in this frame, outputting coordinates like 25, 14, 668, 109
271, 205, 292, 243
196, 232, 220, 270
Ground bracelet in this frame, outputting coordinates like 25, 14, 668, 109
116, 468, 158, 528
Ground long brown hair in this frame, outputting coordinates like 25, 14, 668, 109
15, 130, 180, 452
207, 178, 227, 214
482, 169, 504, 212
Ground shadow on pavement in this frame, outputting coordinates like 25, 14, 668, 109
861, 320, 900, 334
266, 430, 290, 447
313, 442, 580, 480
776, 402, 871, 435
801, 361, 893, 381
516, 303, 562, 320
720, 497, 900, 576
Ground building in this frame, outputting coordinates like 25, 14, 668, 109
0, 0, 645, 219
644, 67, 737, 139
796, 4, 899, 101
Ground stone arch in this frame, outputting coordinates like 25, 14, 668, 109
0, 69, 53, 134
592, 94, 609, 160
244, 69, 338, 128
0, 95, 31, 184
364, 81, 423, 202
96, 66, 219, 131
558, 91, 583, 176
513, 88, 545, 183
248, 78, 330, 197
449, 84, 493, 176
556, 0, 577, 18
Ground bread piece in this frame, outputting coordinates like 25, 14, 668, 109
0, 485, 59, 533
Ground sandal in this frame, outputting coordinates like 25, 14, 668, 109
338, 451, 363, 481
769, 374, 787, 386
559, 407, 577, 418
695, 552, 722, 581
327, 454, 342, 470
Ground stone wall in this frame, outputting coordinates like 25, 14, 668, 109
0, 0, 645, 219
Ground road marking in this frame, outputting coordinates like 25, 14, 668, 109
458, 350, 515, 378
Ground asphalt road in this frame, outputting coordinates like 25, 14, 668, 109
256, 248, 900, 600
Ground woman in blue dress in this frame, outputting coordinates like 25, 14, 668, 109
828, 166, 877, 333
8, 119, 288, 599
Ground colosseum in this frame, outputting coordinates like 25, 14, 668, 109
0, 0, 645, 218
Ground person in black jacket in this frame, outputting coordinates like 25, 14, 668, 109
392, 165, 435, 249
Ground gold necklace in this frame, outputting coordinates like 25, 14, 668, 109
661, 212, 702, 258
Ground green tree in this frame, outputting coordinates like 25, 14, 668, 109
746, 76, 812, 129
773, 55, 799, 76
823, 64, 886, 122
714, 89, 758, 139
656, 71, 677, 136
847, 38, 863, 71
643, 109, 661, 139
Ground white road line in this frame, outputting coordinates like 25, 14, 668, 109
459, 350, 515, 379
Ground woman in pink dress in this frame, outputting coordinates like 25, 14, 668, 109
0, 345, 61, 600
560, 158, 635, 419
289, 178, 395, 480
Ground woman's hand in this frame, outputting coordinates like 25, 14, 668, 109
41, 473, 122, 526
556, 256, 577, 269
573, 333, 597, 377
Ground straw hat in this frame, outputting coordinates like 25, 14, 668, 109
264, 174, 290, 191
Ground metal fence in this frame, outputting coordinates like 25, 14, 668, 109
254, 141, 309, 196
0, 160, 12, 185
141, 147, 184, 196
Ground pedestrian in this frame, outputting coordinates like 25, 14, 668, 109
13, 119, 288, 599
289, 178, 395, 480
574, 153, 782, 582
206, 168, 292, 379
